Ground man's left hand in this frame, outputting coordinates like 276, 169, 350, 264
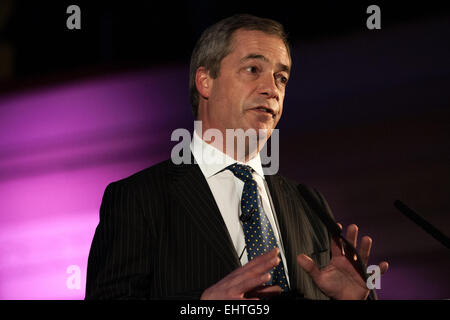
297, 223, 389, 300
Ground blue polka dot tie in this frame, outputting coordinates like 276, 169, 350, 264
227, 163, 289, 291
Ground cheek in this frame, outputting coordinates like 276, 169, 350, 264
213, 76, 234, 102
222, 85, 246, 114
278, 94, 285, 114
212, 73, 251, 117
209, 82, 228, 113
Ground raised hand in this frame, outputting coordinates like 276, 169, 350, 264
200, 248, 283, 300
297, 223, 389, 300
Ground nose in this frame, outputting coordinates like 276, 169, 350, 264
257, 73, 280, 102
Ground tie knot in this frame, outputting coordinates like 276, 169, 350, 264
226, 163, 253, 183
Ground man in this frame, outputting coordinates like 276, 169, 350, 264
85, 14, 388, 300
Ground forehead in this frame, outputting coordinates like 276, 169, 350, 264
228, 29, 291, 67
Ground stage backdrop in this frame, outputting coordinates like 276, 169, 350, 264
0, 17, 449, 299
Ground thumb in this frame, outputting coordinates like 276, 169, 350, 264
297, 254, 321, 280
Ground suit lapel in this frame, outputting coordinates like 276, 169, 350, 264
168, 160, 240, 272
265, 174, 313, 291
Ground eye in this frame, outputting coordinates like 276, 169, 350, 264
245, 66, 259, 74
276, 74, 289, 85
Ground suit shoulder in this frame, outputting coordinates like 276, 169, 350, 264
273, 173, 300, 189
270, 173, 305, 194
271, 173, 331, 214
107, 159, 173, 190
274, 173, 315, 193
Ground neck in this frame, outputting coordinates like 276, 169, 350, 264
195, 124, 268, 163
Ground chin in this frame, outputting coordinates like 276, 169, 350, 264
249, 125, 274, 143
255, 122, 275, 134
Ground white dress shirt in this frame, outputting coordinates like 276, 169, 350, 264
190, 131, 290, 286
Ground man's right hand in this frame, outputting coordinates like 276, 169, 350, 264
200, 248, 283, 300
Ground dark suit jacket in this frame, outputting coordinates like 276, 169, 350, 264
85, 158, 335, 300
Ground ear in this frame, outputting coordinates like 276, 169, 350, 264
195, 67, 213, 100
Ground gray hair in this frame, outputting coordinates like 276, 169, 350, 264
189, 14, 291, 118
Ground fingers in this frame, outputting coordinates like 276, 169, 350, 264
254, 285, 283, 294
240, 248, 279, 273
359, 236, 372, 266
297, 254, 321, 280
338, 223, 384, 273
201, 248, 281, 300
331, 235, 344, 257
233, 248, 280, 281
227, 248, 278, 280
346, 224, 358, 248
379, 261, 389, 275
234, 273, 273, 296
233, 253, 280, 291
335, 223, 373, 267
245, 285, 283, 299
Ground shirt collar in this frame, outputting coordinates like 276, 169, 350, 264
190, 130, 265, 179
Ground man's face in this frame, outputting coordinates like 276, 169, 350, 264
202, 29, 291, 138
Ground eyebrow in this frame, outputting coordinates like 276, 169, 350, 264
240, 53, 291, 75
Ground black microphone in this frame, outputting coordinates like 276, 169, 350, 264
297, 184, 378, 300
296, 185, 372, 281
394, 200, 450, 250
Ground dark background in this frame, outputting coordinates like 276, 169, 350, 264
2, 1, 450, 85
0, 0, 449, 299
